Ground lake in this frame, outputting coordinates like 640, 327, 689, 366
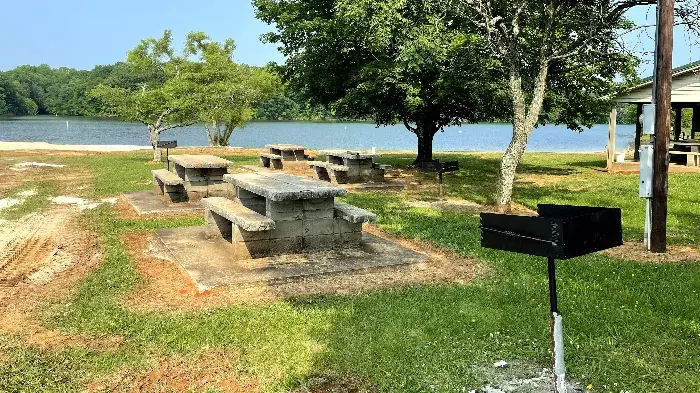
0, 116, 636, 152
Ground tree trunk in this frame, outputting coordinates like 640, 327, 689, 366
495, 61, 549, 210
411, 122, 438, 167
496, 123, 529, 210
148, 125, 162, 162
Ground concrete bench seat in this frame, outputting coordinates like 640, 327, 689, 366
153, 169, 184, 185
260, 153, 284, 170
202, 197, 275, 232
670, 151, 700, 166
309, 161, 350, 184
308, 161, 349, 172
202, 197, 278, 259
152, 169, 186, 202
334, 201, 377, 224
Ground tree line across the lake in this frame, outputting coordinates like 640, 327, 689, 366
0, 63, 335, 121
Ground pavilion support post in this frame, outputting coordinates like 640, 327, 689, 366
634, 103, 643, 160
692, 105, 700, 139
674, 106, 683, 140
607, 108, 617, 170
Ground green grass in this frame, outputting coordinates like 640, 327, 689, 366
376, 153, 700, 245
1, 151, 698, 392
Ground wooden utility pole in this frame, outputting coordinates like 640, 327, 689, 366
651, 0, 674, 253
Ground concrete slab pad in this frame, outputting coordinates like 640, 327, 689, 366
155, 226, 428, 292
124, 192, 203, 215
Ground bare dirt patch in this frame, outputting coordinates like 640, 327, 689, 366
0, 155, 91, 195
0, 208, 121, 350
121, 227, 485, 312
87, 349, 259, 393
604, 242, 700, 263
406, 198, 536, 216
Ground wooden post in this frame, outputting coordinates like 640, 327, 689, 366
651, 0, 674, 253
692, 105, 700, 139
607, 108, 617, 170
674, 106, 682, 140
634, 103, 643, 160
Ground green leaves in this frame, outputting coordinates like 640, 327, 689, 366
180, 32, 281, 146
89, 30, 280, 147
253, 0, 506, 161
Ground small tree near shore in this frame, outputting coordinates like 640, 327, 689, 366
182, 33, 280, 147
91, 30, 196, 161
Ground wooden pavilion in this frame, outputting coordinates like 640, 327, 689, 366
610, 61, 700, 164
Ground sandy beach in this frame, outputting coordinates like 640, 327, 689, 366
0, 141, 151, 152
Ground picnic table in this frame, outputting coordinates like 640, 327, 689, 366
201, 172, 376, 259
152, 154, 233, 202
309, 150, 391, 184
670, 141, 700, 166
259, 144, 308, 169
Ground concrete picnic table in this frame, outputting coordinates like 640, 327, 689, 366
211, 172, 375, 256
672, 141, 700, 153
266, 144, 308, 161
309, 150, 389, 184
670, 141, 700, 166
169, 154, 234, 200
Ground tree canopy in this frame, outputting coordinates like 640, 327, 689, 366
254, 0, 507, 165
461, 0, 656, 208
181, 33, 281, 146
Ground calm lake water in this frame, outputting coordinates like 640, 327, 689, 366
0, 116, 636, 152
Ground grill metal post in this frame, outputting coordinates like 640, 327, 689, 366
548, 257, 566, 393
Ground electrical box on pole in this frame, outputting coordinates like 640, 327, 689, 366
643, 104, 656, 135
639, 145, 654, 198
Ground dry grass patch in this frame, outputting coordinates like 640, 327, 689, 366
87, 349, 259, 393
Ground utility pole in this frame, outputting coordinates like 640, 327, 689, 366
651, 0, 674, 253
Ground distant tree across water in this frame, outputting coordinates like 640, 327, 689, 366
0, 63, 339, 121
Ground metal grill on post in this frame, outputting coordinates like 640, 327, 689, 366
480, 204, 623, 393
421, 160, 459, 197
157, 140, 177, 170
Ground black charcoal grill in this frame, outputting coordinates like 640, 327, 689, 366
157, 140, 178, 170
421, 159, 459, 197
480, 204, 623, 392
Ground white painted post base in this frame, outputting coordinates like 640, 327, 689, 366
552, 312, 567, 393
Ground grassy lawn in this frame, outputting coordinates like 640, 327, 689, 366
0, 151, 698, 392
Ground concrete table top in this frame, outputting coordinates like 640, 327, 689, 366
224, 172, 347, 201
266, 144, 307, 151
323, 150, 379, 160
169, 154, 233, 169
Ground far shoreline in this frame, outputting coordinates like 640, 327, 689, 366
0, 140, 608, 155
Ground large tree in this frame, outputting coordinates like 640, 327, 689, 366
181, 33, 280, 146
91, 30, 197, 161
254, 0, 506, 166
461, 0, 700, 210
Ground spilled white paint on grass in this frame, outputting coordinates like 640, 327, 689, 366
11, 162, 66, 172
50, 196, 118, 211
0, 188, 39, 212
16, 162, 65, 168
17, 189, 38, 198
0, 198, 22, 211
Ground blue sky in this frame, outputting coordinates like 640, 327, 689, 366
0, 0, 284, 70
0, 1, 696, 78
